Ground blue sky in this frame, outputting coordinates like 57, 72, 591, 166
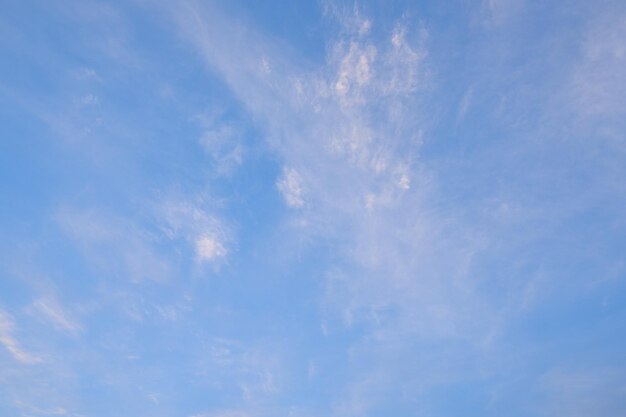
1, 0, 626, 416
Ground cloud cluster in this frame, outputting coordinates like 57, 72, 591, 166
276, 167, 305, 208
158, 199, 231, 265
2, 1, 624, 416
172, 2, 499, 414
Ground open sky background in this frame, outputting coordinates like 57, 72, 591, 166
1, 0, 626, 416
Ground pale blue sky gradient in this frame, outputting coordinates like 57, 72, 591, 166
1, 1, 626, 416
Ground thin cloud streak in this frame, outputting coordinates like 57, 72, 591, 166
31, 298, 82, 335
0, 309, 42, 365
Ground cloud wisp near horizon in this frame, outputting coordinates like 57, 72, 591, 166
1, 1, 625, 416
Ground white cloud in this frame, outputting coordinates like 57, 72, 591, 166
276, 167, 305, 208
195, 235, 227, 261
159, 199, 231, 264
80, 94, 99, 105
457, 87, 473, 119
171, 0, 468, 343
0, 309, 42, 365
397, 173, 411, 190
167, 2, 580, 414
12, 402, 69, 416
260, 56, 271, 74
72, 66, 101, 82
334, 43, 376, 97
31, 298, 82, 335
569, 9, 626, 120
481, 0, 525, 25
196, 115, 244, 176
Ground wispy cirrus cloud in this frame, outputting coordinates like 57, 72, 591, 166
569, 7, 626, 122
276, 167, 305, 208
165, 1, 626, 414
168, 2, 503, 413
158, 198, 232, 265
30, 298, 82, 335
0, 309, 42, 365
56, 207, 172, 283
1, 1, 625, 416
195, 113, 245, 176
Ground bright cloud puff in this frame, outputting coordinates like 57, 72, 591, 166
0, 1, 625, 417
